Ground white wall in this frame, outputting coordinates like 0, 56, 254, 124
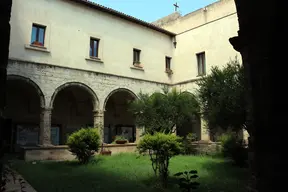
9, 0, 175, 84
173, 14, 240, 83
159, 0, 241, 83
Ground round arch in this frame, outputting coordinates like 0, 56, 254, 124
103, 88, 138, 111
103, 88, 138, 143
150, 91, 166, 97
179, 90, 201, 116
49, 82, 99, 111
7, 75, 45, 107
180, 90, 194, 96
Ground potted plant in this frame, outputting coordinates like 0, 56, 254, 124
99, 143, 112, 156
114, 135, 128, 144
166, 68, 173, 75
133, 62, 143, 68
31, 41, 44, 47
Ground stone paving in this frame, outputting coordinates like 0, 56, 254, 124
2, 166, 37, 192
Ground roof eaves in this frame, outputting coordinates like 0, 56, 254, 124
69, 0, 176, 37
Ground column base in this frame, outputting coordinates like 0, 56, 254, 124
37, 144, 54, 147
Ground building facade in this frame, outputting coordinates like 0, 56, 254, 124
5, 0, 240, 150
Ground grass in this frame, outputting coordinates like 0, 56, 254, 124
11, 153, 248, 192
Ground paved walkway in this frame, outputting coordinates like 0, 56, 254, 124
2, 166, 37, 192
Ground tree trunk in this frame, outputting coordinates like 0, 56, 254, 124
230, 0, 283, 191
0, 0, 12, 178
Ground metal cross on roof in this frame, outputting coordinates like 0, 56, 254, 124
173, 2, 179, 12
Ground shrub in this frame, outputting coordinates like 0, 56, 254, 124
129, 88, 200, 135
182, 133, 198, 155
184, 133, 198, 142
218, 132, 248, 167
67, 128, 101, 164
137, 132, 182, 188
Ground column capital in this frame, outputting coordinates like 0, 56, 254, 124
229, 36, 247, 53
41, 106, 53, 112
93, 109, 105, 117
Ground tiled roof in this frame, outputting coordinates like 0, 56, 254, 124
69, 0, 176, 37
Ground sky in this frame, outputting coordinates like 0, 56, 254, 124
91, 0, 218, 22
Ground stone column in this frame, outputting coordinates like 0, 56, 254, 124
93, 110, 104, 143
39, 107, 52, 146
242, 129, 249, 145
171, 125, 177, 136
135, 127, 143, 143
200, 118, 210, 141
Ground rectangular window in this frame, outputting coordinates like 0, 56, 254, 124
196, 52, 206, 76
90, 38, 100, 58
165, 56, 171, 70
30, 24, 46, 46
133, 49, 141, 63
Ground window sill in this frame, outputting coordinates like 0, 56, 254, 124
196, 74, 206, 77
130, 66, 144, 71
24, 44, 50, 53
85, 57, 104, 63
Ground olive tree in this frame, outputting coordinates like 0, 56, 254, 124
196, 57, 246, 134
129, 87, 200, 134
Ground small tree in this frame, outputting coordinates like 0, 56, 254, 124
137, 132, 182, 187
67, 128, 100, 164
129, 87, 200, 134
196, 57, 246, 135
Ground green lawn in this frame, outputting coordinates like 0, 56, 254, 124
11, 153, 248, 192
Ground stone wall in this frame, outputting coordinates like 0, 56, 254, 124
190, 141, 221, 155
21, 144, 137, 161
21, 142, 222, 161
7, 59, 168, 110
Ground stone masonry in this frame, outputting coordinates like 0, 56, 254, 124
93, 109, 104, 142
39, 107, 52, 146
7, 59, 167, 110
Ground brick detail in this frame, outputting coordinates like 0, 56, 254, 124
39, 107, 52, 146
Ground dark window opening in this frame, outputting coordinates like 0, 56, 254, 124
133, 49, 141, 63
197, 52, 206, 76
165, 56, 171, 70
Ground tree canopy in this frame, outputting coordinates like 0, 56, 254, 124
196, 57, 246, 133
129, 87, 200, 134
